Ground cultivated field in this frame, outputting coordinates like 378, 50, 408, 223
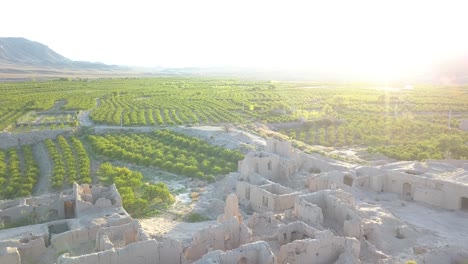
1, 78, 468, 211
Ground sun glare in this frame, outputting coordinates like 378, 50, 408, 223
1, 0, 467, 80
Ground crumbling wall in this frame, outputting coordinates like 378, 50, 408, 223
157, 238, 184, 264
357, 167, 468, 211
57, 237, 183, 264
217, 194, 243, 224
194, 241, 276, 264
308, 170, 357, 192
0, 247, 21, 264
301, 153, 352, 173
278, 230, 360, 264
295, 190, 362, 239
74, 183, 122, 217
277, 221, 316, 245
51, 223, 94, 254
247, 212, 284, 239
238, 152, 281, 180
0, 236, 47, 264
57, 239, 159, 264
96, 220, 142, 251
184, 217, 251, 262
236, 182, 297, 213
266, 137, 294, 158
293, 195, 323, 227
238, 139, 303, 182
0, 194, 66, 226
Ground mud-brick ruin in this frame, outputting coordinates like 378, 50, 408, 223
1, 137, 468, 263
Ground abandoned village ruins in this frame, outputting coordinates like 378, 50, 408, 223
1, 136, 468, 263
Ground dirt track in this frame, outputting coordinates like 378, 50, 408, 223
32, 142, 51, 195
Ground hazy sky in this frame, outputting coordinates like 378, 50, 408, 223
2, 0, 468, 79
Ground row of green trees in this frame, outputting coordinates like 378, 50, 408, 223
45, 139, 66, 188
45, 136, 91, 189
88, 130, 244, 181
283, 115, 468, 160
0, 146, 39, 199
2, 78, 467, 131
70, 137, 92, 183
97, 163, 174, 216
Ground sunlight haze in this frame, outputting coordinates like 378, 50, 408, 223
2, 0, 468, 79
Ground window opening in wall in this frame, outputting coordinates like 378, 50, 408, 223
461, 197, 468, 211
343, 175, 353, 186
291, 231, 299, 241
403, 183, 412, 199
262, 196, 268, 207
268, 161, 272, 171
64, 200, 76, 219
238, 257, 247, 264
245, 187, 250, 200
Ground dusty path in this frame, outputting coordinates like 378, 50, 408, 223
78, 98, 100, 126
32, 142, 51, 195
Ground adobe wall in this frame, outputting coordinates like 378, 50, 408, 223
266, 137, 294, 158
57, 239, 159, 264
51, 223, 97, 253
0, 236, 47, 264
0, 129, 73, 149
58, 237, 184, 264
238, 138, 304, 182
301, 153, 353, 173
277, 221, 317, 245
247, 212, 284, 239
278, 230, 360, 264
295, 190, 362, 239
0, 247, 21, 264
217, 194, 243, 224
236, 182, 298, 213
0, 194, 66, 225
96, 220, 143, 250
293, 195, 323, 227
357, 167, 468, 211
308, 170, 358, 193
184, 217, 251, 262
194, 241, 276, 264
238, 152, 281, 180
157, 238, 184, 264
74, 183, 122, 217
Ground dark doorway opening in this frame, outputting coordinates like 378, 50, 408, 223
343, 175, 353, 186
461, 197, 468, 211
403, 183, 412, 200
64, 200, 76, 219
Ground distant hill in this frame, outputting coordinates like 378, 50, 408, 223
0, 37, 72, 66
0, 37, 129, 80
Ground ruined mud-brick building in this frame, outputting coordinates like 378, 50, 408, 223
0, 183, 183, 264
233, 137, 468, 263
238, 138, 306, 182
2, 136, 468, 263
236, 182, 298, 213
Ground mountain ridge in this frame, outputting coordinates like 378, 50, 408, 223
0, 37, 122, 70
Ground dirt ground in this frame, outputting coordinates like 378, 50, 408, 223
32, 141, 51, 195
